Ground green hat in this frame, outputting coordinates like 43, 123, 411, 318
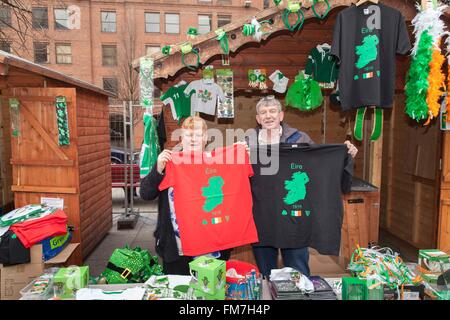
187, 27, 198, 36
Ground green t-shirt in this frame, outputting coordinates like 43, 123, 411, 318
305, 44, 339, 89
160, 83, 193, 123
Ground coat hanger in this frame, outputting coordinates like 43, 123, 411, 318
355, 0, 379, 6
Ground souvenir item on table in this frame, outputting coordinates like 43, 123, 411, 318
331, 2, 411, 141
139, 57, 154, 110
99, 246, 163, 284
285, 71, 323, 111
145, 275, 194, 300
405, 4, 446, 124
9, 98, 20, 137
348, 246, 422, 293
160, 81, 193, 122
282, 1, 304, 32
0, 204, 56, 227
76, 287, 147, 300
269, 70, 289, 94
189, 256, 226, 300
55, 96, 70, 146
225, 260, 261, 300
10, 209, 68, 248
184, 78, 225, 116
158, 144, 257, 256
139, 113, 160, 179
0, 230, 30, 266
305, 43, 339, 89
20, 273, 54, 300
216, 69, 234, 118
248, 69, 268, 90
41, 227, 72, 261
53, 266, 89, 299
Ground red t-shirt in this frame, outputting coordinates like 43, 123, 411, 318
159, 144, 258, 256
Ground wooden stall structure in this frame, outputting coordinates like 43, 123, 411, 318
133, 0, 450, 263
0, 52, 113, 264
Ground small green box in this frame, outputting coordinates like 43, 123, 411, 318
53, 266, 89, 298
189, 256, 226, 296
194, 289, 225, 300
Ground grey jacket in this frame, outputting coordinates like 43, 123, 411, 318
245, 122, 314, 145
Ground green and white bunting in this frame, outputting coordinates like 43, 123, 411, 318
9, 98, 20, 137
55, 96, 70, 146
140, 57, 154, 110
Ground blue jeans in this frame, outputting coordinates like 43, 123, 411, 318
252, 246, 310, 278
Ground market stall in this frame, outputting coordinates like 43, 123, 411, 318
0, 52, 114, 264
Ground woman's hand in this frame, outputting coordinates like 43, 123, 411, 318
156, 150, 172, 174
344, 140, 358, 158
234, 141, 250, 157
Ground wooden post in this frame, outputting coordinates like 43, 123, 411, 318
369, 111, 383, 188
438, 131, 450, 252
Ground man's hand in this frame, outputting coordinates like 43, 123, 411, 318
344, 140, 358, 158
156, 149, 172, 174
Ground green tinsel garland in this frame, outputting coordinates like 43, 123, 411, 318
405, 30, 433, 122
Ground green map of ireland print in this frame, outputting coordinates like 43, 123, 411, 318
355, 34, 379, 69
202, 176, 225, 212
283, 171, 310, 205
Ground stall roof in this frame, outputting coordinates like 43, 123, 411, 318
132, 0, 417, 80
0, 51, 114, 97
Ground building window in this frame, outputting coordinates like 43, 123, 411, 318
0, 41, 11, 53
54, 8, 69, 30
0, 6, 11, 28
102, 45, 117, 66
56, 43, 72, 64
264, 0, 270, 9
145, 12, 160, 33
217, 0, 232, 5
165, 13, 179, 34
34, 42, 49, 64
32, 7, 48, 29
101, 11, 116, 33
103, 77, 118, 95
145, 45, 160, 56
198, 15, 211, 34
217, 15, 231, 28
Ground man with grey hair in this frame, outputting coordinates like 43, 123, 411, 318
248, 95, 357, 278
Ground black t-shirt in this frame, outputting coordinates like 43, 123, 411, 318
331, 3, 411, 111
0, 230, 30, 266
250, 144, 353, 255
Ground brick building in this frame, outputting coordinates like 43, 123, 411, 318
0, 0, 266, 148
0, 0, 266, 95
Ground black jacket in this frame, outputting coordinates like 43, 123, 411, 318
140, 165, 179, 263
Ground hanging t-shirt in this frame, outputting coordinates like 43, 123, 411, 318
250, 144, 353, 255
269, 70, 289, 93
160, 82, 193, 121
305, 43, 339, 89
184, 79, 225, 116
159, 144, 258, 256
331, 3, 411, 111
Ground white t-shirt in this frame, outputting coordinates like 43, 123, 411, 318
184, 79, 225, 115
269, 70, 289, 94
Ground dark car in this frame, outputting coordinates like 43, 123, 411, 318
111, 147, 140, 164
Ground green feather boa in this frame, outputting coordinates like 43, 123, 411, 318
405, 30, 433, 122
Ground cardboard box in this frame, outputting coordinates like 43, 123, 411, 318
53, 266, 89, 299
189, 256, 226, 296
0, 243, 80, 300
